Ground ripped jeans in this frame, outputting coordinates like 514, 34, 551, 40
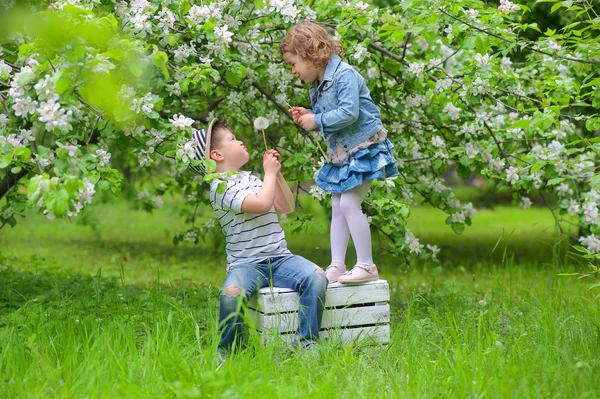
218, 255, 328, 351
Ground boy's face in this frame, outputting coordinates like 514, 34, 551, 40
283, 52, 321, 84
210, 127, 249, 169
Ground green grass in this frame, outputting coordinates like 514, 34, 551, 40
0, 198, 599, 398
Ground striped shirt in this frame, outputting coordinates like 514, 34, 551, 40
210, 171, 291, 267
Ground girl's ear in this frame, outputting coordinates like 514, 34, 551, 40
210, 149, 223, 162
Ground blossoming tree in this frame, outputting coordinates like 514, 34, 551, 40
1, 0, 599, 261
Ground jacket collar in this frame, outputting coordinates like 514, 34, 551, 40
311, 53, 342, 89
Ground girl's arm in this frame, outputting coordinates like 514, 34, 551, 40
314, 68, 360, 133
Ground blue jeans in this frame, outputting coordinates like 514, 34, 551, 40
218, 255, 327, 350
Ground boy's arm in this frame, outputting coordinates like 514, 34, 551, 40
240, 152, 281, 214
273, 172, 295, 214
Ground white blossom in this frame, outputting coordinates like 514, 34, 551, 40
408, 62, 425, 77
354, 1, 370, 13
309, 186, 326, 201
505, 166, 519, 185
579, 234, 600, 254
95, 149, 111, 166
404, 230, 424, 254
119, 85, 136, 100
426, 244, 440, 257
465, 9, 479, 19
56, 141, 78, 157
451, 211, 466, 223
20, 129, 35, 144
352, 45, 369, 63
463, 202, 476, 219
0, 60, 12, 76
215, 25, 234, 46
498, 0, 519, 13
38, 99, 73, 132
520, 197, 532, 209
567, 199, 580, 216
177, 139, 199, 163
13, 96, 38, 117
444, 102, 461, 120
170, 114, 195, 130
583, 201, 599, 224
473, 53, 491, 67
465, 142, 478, 159
431, 136, 444, 148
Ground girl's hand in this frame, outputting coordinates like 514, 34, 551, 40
289, 107, 308, 124
298, 114, 317, 131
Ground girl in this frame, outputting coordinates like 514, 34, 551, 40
279, 22, 398, 284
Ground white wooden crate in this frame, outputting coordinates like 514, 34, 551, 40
248, 279, 390, 344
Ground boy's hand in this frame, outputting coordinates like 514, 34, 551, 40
266, 149, 281, 162
263, 152, 281, 175
298, 114, 317, 131
289, 107, 308, 124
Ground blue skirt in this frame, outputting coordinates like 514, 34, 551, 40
315, 139, 399, 194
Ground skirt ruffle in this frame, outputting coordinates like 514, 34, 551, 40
315, 139, 399, 194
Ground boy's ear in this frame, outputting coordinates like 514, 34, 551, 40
210, 149, 224, 162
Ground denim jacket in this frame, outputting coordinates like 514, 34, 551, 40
309, 54, 383, 151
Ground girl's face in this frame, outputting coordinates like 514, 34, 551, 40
283, 52, 323, 84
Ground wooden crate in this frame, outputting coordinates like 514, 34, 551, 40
248, 279, 390, 344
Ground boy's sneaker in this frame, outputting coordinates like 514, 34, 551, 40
337, 264, 379, 284
325, 264, 346, 284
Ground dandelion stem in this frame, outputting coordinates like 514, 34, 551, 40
262, 128, 294, 212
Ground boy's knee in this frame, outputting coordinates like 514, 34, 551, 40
223, 286, 242, 296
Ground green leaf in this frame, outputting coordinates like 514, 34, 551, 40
14, 147, 32, 162
550, 2, 563, 13
153, 51, 170, 79
509, 119, 532, 129
547, 177, 566, 186
0, 153, 11, 169
585, 116, 600, 132
530, 163, 545, 174
27, 174, 44, 197
17, 72, 36, 87
451, 223, 465, 235
45, 188, 70, 218
225, 63, 247, 86
56, 77, 73, 94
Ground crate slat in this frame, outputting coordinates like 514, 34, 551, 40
250, 304, 390, 332
249, 280, 390, 314
262, 325, 390, 345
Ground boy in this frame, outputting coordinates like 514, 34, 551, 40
190, 118, 327, 353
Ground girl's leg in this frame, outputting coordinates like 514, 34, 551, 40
330, 194, 350, 266
338, 180, 373, 266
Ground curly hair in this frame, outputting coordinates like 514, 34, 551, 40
278, 22, 344, 68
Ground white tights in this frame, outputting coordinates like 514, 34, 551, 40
330, 180, 373, 267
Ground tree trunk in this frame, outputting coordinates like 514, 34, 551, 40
0, 168, 28, 201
